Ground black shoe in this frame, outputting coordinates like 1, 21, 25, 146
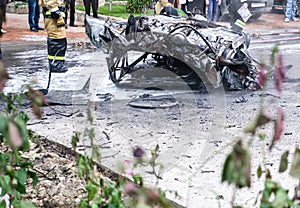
51, 68, 68, 73
69, 23, 78, 27
50, 64, 68, 73
30, 27, 38, 32
37, 26, 44, 30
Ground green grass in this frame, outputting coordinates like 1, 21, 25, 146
11, 1, 28, 8
76, 4, 154, 19
76, 4, 187, 19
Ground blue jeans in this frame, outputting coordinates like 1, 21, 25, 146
28, 0, 40, 29
285, 0, 297, 19
207, 0, 218, 22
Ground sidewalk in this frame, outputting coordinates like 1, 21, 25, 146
0, 13, 87, 42
1, 12, 300, 42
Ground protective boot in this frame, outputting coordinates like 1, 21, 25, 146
47, 37, 68, 73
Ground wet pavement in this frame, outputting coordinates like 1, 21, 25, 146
2, 12, 300, 208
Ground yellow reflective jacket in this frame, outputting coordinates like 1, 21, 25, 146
39, 0, 65, 10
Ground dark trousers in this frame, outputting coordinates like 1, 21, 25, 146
28, 0, 40, 29
228, 3, 244, 32
65, 0, 75, 25
83, 0, 98, 18
181, 2, 188, 14
0, 0, 7, 30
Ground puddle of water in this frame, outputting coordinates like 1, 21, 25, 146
2, 42, 98, 94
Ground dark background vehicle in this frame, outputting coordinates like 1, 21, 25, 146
271, 0, 300, 16
187, 0, 270, 20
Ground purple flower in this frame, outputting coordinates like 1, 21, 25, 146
258, 64, 267, 88
133, 146, 145, 158
275, 54, 285, 93
124, 181, 136, 195
123, 160, 134, 176
274, 108, 284, 142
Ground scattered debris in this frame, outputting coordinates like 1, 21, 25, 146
201, 170, 215, 173
284, 132, 293, 135
128, 93, 179, 109
96, 93, 113, 101
235, 96, 248, 103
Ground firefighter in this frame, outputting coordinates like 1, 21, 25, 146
39, 0, 68, 73
228, 0, 248, 32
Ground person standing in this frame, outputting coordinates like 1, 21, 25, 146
83, 0, 98, 18
180, 0, 188, 14
65, 0, 77, 27
284, 0, 298, 22
228, 0, 248, 32
0, 0, 7, 34
207, 0, 221, 22
39, 0, 68, 72
28, 0, 44, 32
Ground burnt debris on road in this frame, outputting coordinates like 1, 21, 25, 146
85, 14, 260, 91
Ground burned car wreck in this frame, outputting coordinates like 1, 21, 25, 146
85, 14, 259, 90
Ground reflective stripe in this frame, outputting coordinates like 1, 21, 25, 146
50, 7, 59, 12
45, 11, 51, 18
240, 0, 247, 2
235, 19, 245, 28
45, 10, 65, 18
48, 55, 65, 60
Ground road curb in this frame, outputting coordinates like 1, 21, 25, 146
37, 132, 185, 208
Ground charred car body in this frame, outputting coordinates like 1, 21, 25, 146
85, 14, 259, 90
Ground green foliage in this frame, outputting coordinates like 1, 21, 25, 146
126, 0, 152, 14
12, 1, 28, 8
0, 201, 6, 208
290, 148, 300, 179
78, 155, 90, 179
72, 132, 80, 150
270, 45, 279, 65
0, 92, 39, 207
222, 140, 251, 188
244, 111, 272, 135
76, 4, 154, 19
14, 201, 36, 208
260, 172, 292, 208
279, 150, 289, 173
74, 103, 170, 208
257, 165, 262, 179
91, 144, 101, 163
221, 48, 300, 207
132, 173, 143, 186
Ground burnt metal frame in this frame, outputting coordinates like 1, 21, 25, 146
85, 14, 259, 89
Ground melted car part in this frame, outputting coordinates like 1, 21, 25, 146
85, 14, 259, 90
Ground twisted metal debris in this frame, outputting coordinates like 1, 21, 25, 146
85, 14, 259, 90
